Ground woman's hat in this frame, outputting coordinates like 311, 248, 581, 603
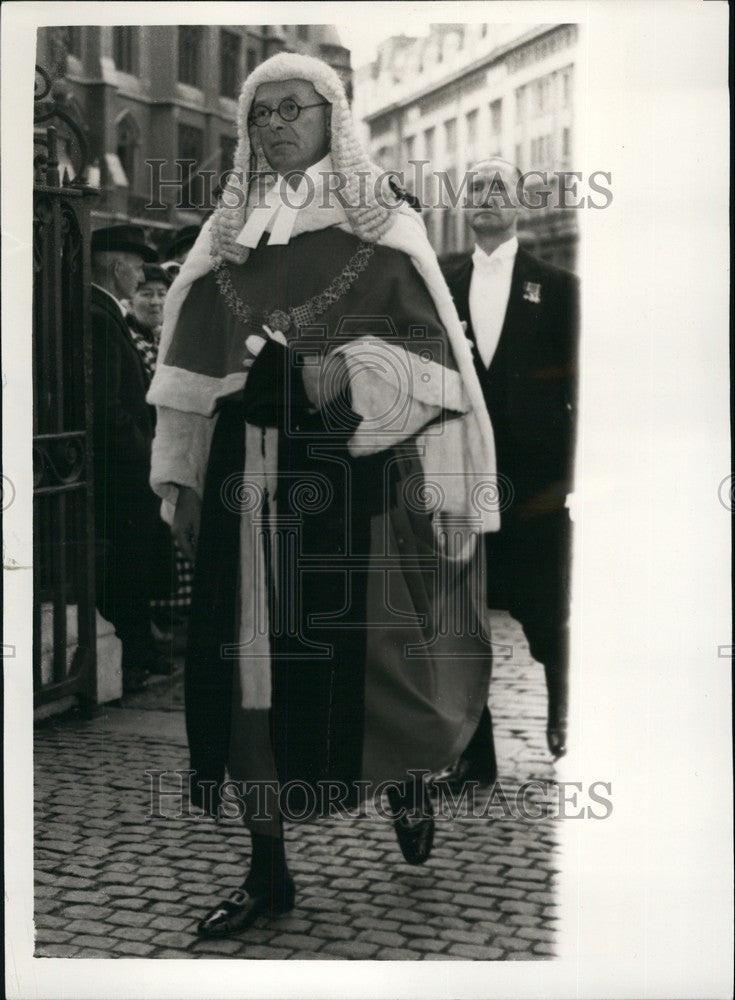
140, 263, 173, 287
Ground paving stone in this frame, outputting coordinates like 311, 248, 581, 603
448, 943, 504, 960
506, 867, 548, 882
533, 941, 556, 956
353, 916, 401, 933
105, 884, 143, 898
509, 913, 540, 927
115, 897, 150, 911
506, 950, 541, 961
34, 886, 62, 900
106, 910, 155, 928
151, 931, 196, 949
59, 864, 101, 879
149, 914, 198, 933
33, 929, 74, 944
109, 925, 156, 943
451, 892, 497, 910
499, 899, 542, 915
66, 933, 120, 951
423, 953, 466, 961
322, 940, 380, 959
33, 898, 62, 915
194, 938, 248, 956
228, 945, 295, 959
491, 935, 527, 952
407, 938, 447, 953
440, 928, 491, 945
306, 922, 354, 941
268, 933, 326, 951
61, 904, 111, 921
145, 888, 187, 903
384, 907, 424, 924
35, 943, 79, 958
150, 901, 189, 917
414, 888, 454, 903
109, 940, 156, 957
527, 891, 556, 905
356, 928, 406, 948
455, 915, 508, 933
51, 876, 96, 890
59, 890, 111, 906
517, 925, 556, 943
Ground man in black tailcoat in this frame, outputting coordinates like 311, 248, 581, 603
90, 224, 161, 691
440, 158, 579, 779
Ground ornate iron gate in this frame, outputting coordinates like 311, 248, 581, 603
33, 66, 98, 710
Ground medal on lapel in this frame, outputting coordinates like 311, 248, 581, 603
523, 281, 541, 304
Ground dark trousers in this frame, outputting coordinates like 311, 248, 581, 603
95, 489, 161, 676
465, 508, 572, 762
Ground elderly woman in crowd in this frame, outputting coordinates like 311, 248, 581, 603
148, 52, 500, 939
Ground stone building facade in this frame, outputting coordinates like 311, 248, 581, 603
353, 23, 580, 268
35, 24, 352, 253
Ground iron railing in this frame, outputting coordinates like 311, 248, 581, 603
33, 66, 99, 709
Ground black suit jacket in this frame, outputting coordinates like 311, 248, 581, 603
442, 247, 579, 514
90, 284, 158, 541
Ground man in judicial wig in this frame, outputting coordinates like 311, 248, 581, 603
147, 53, 502, 938
441, 157, 580, 782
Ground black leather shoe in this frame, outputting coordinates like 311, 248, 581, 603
196, 883, 295, 939
393, 811, 435, 865
547, 725, 568, 759
428, 754, 497, 793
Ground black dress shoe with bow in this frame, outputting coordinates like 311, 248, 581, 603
387, 787, 435, 865
197, 881, 296, 939
393, 811, 435, 865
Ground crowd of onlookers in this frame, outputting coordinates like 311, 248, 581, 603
89, 222, 199, 691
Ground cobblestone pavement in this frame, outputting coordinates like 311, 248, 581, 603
34, 611, 561, 960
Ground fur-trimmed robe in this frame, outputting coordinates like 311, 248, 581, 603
148, 203, 499, 823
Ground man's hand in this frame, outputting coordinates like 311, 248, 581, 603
173, 485, 202, 562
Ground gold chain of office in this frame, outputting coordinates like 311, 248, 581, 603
213, 241, 375, 334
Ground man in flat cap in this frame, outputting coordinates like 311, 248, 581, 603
90, 224, 163, 691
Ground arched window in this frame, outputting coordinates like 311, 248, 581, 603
115, 111, 139, 189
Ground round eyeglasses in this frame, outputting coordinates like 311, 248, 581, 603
248, 98, 330, 127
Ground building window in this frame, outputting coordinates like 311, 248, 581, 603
515, 86, 526, 124
481, 24, 488, 38
465, 108, 479, 152
423, 126, 435, 161
220, 30, 241, 98
515, 143, 523, 171
490, 99, 502, 136
178, 123, 205, 207
562, 66, 573, 106
296, 25, 309, 41
444, 119, 457, 158
562, 127, 571, 158
62, 26, 82, 59
116, 112, 139, 189
113, 27, 138, 74
404, 135, 415, 165
246, 47, 258, 76
178, 26, 203, 87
